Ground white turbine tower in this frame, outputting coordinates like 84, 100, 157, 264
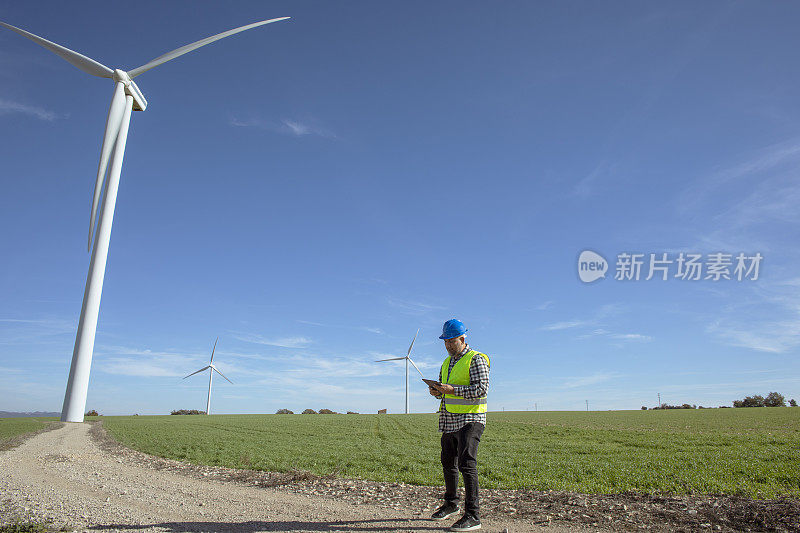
0, 16, 290, 423
376, 329, 424, 414
183, 337, 233, 415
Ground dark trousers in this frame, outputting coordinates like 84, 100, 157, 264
441, 422, 484, 519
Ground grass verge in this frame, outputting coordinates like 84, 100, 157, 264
0, 418, 62, 452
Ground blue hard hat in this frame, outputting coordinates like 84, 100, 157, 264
439, 319, 468, 340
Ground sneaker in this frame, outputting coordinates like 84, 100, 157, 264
431, 503, 460, 521
450, 513, 481, 532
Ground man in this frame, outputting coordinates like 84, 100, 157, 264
429, 318, 490, 532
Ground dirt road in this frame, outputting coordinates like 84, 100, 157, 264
0, 423, 598, 532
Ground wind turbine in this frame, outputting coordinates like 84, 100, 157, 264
376, 329, 424, 414
0, 16, 290, 423
183, 337, 233, 415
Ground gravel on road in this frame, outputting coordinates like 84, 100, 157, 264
0, 422, 598, 532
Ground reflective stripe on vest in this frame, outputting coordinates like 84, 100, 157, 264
440, 349, 490, 414
443, 397, 487, 406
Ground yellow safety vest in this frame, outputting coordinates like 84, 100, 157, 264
440, 349, 490, 414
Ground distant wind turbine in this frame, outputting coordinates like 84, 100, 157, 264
183, 337, 233, 415
0, 16, 290, 423
376, 329, 424, 414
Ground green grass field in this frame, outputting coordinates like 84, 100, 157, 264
0, 417, 58, 448
100, 408, 800, 499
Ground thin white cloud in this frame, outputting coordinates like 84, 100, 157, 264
707, 319, 800, 354
704, 279, 800, 354
100, 359, 185, 378
297, 320, 383, 335
229, 117, 265, 128
667, 189, 796, 261
741, 181, 800, 221
280, 119, 335, 138
0, 98, 59, 121
231, 333, 312, 348
609, 333, 652, 341
282, 120, 307, 135
0, 318, 73, 327
597, 303, 625, 316
98, 345, 203, 359
540, 303, 625, 331
228, 115, 335, 138
576, 328, 652, 342
536, 301, 554, 311
563, 371, 621, 389
212, 350, 274, 361
711, 138, 800, 186
386, 297, 446, 315
540, 320, 589, 331
357, 277, 389, 285
573, 161, 617, 198
0, 317, 76, 345
664, 140, 800, 258
297, 320, 330, 327
678, 137, 800, 216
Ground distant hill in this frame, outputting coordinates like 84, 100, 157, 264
0, 411, 60, 418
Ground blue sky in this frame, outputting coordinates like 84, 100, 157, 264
1, 1, 799, 415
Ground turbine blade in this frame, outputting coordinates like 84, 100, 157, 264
408, 357, 424, 378
375, 357, 405, 362
210, 336, 218, 363
212, 366, 233, 384
88, 83, 126, 251
183, 366, 210, 379
0, 21, 113, 78
407, 328, 419, 357
128, 17, 290, 78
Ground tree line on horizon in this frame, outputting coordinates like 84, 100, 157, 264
640, 391, 796, 410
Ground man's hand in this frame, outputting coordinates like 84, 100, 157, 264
437, 383, 455, 394
428, 386, 442, 399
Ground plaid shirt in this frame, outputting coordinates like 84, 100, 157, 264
438, 344, 490, 433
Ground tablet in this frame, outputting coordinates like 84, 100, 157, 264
423, 378, 444, 388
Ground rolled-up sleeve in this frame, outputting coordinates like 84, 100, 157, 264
452, 354, 489, 399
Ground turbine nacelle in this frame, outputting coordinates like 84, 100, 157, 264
111, 69, 147, 111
